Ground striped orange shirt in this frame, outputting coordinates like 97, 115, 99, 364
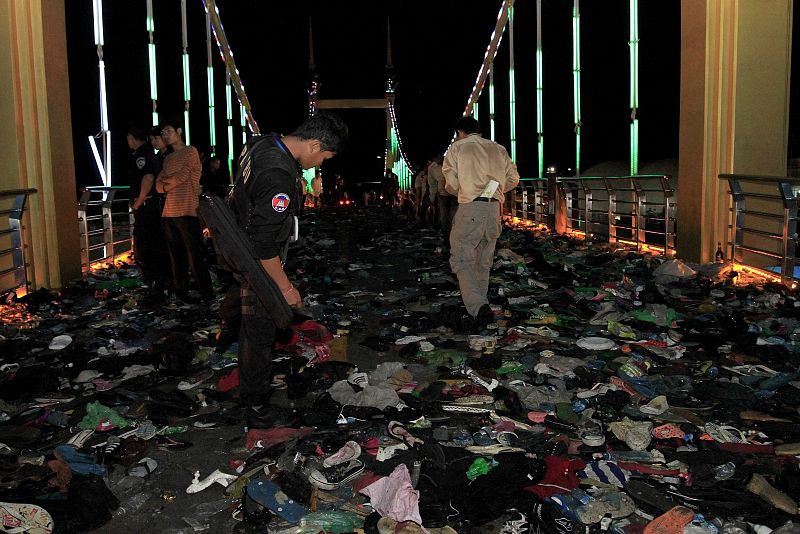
158, 146, 201, 217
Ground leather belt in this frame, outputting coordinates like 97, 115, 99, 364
473, 197, 499, 202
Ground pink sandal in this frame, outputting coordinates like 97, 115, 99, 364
652, 423, 685, 440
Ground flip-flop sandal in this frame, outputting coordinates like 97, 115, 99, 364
652, 424, 685, 440
177, 369, 215, 391
0, 502, 54, 534
65, 429, 94, 448
704, 423, 745, 443
246, 478, 308, 524
128, 457, 157, 477
626, 479, 677, 514
609, 376, 641, 398
387, 421, 424, 447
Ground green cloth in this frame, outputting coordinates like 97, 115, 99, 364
298, 511, 364, 533
418, 348, 469, 368
77, 401, 132, 430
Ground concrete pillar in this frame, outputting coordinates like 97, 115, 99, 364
677, 0, 793, 263
0, 0, 81, 289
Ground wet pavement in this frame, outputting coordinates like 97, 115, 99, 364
1, 206, 799, 534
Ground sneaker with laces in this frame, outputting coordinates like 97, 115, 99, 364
308, 459, 364, 490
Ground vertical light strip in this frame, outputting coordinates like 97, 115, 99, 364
536, 0, 544, 178
239, 102, 246, 145
473, 101, 479, 121
573, 0, 581, 175
205, 0, 260, 134
225, 72, 234, 175
629, 0, 639, 174
181, 0, 191, 145
463, 0, 513, 118
489, 65, 496, 141
205, 10, 216, 154
508, 4, 516, 161
92, 0, 110, 186
146, 0, 158, 126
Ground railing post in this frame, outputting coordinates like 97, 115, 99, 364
633, 176, 646, 251
661, 175, 675, 255
7, 192, 29, 292
521, 185, 528, 221
102, 191, 115, 264
583, 181, 592, 243
778, 181, 797, 285
78, 190, 92, 273
604, 178, 616, 244
727, 177, 745, 265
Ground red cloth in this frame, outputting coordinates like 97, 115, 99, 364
217, 367, 240, 392
245, 426, 313, 451
525, 455, 586, 500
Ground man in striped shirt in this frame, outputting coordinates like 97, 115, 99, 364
155, 116, 214, 303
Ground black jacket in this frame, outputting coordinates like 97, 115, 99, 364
229, 135, 302, 260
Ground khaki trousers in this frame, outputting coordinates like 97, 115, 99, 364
449, 200, 502, 316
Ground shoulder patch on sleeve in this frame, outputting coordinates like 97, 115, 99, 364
271, 193, 290, 212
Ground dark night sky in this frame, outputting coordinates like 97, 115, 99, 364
63, 1, 795, 192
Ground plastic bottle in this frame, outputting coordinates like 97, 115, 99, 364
712, 461, 736, 481
193, 497, 238, 518
113, 492, 151, 517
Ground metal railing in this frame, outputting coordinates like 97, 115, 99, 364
720, 174, 800, 284
77, 186, 134, 272
512, 174, 676, 255
0, 189, 36, 295
513, 178, 550, 225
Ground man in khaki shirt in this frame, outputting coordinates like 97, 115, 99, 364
443, 116, 519, 326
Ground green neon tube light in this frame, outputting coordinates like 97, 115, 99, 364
508, 4, 516, 162
473, 101, 479, 121
629, 0, 639, 174
536, 0, 544, 178
573, 0, 581, 175
207, 67, 216, 148
489, 64, 496, 141
181, 0, 190, 145
206, 11, 215, 154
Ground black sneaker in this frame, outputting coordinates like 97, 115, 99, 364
307, 459, 364, 490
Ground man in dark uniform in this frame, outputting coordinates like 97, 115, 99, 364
126, 123, 170, 293
223, 111, 348, 429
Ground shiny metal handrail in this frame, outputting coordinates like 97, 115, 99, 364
77, 186, 134, 272
0, 189, 36, 295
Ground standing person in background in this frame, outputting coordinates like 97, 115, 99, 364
311, 172, 323, 209
150, 126, 169, 169
413, 167, 427, 220
155, 116, 215, 303
202, 155, 231, 198
443, 116, 519, 329
127, 123, 170, 295
426, 159, 438, 226
429, 154, 456, 241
